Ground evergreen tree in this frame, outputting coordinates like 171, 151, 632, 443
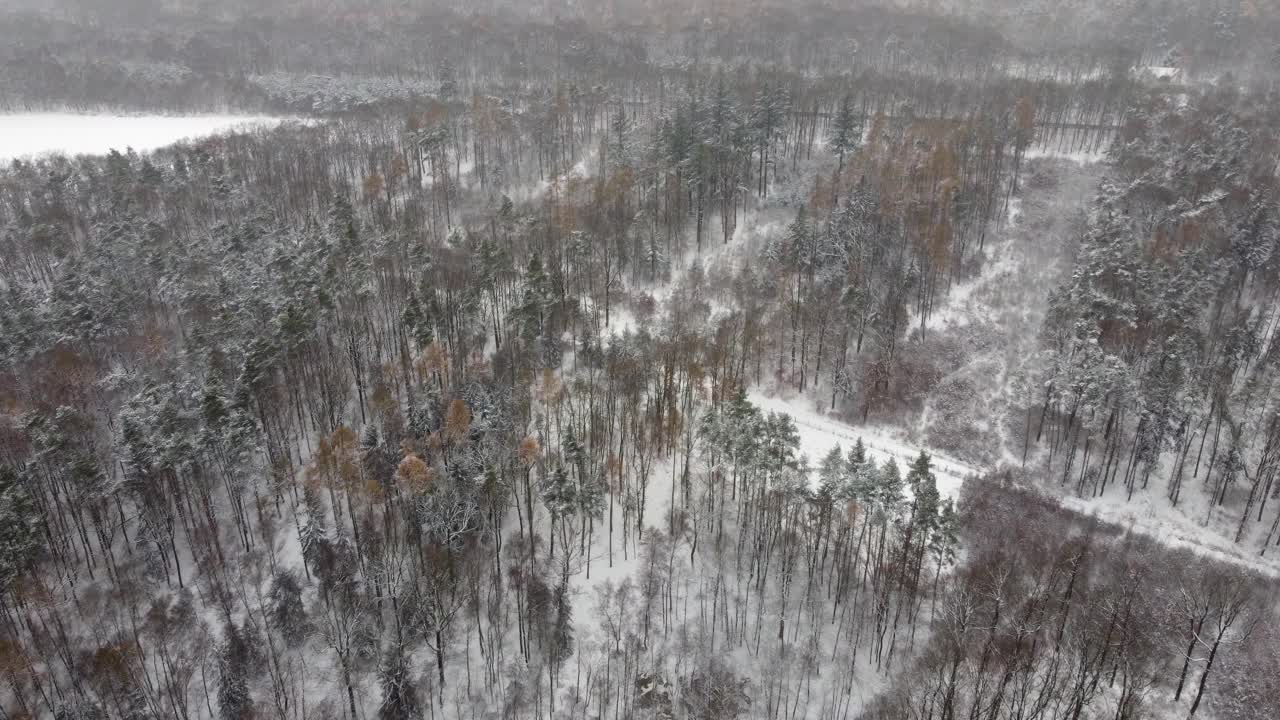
267, 570, 310, 647
846, 438, 867, 471
876, 459, 904, 512
403, 292, 435, 349
516, 253, 552, 343
217, 622, 257, 720
0, 467, 40, 596
905, 451, 934, 492
818, 444, 844, 501
760, 411, 801, 483
830, 93, 860, 171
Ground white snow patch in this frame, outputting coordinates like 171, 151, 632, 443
1060, 491, 1280, 576
748, 390, 984, 498
1007, 196, 1023, 225
603, 304, 638, 338
519, 143, 600, 201
0, 113, 287, 161
1022, 146, 1107, 165
1136, 65, 1183, 82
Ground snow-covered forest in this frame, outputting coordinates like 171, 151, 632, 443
1, 1, 1279, 719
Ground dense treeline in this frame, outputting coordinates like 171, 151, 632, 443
955, 0, 1280, 81
1029, 87, 1280, 553
1, 0, 1146, 122
865, 476, 1279, 720
744, 106, 1036, 416
0, 16, 1111, 708
0, 54, 1025, 715
12, 0, 1280, 87
0, 0, 1277, 718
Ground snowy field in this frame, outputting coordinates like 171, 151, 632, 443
0, 113, 285, 161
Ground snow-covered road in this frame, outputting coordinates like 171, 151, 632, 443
749, 391, 984, 497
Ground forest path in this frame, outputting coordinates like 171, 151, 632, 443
907, 153, 1280, 574
748, 390, 983, 498
911, 154, 1104, 468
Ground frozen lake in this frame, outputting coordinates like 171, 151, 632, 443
0, 113, 284, 161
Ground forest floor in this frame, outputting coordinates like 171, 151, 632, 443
899, 150, 1280, 574
528, 140, 1278, 720
747, 390, 981, 498
907, 152, 1104, 470
8, 92, 1267, 718
556, 168, 972, 719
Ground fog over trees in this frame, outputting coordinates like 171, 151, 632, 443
0, 1, 1278, 719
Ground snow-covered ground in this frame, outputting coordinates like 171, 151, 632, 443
1061, 491, 1280, 576
748, 390, 982, 498
569, 385, 986, 609
0, 113, 287, 161
903, 151, 1280, 575
510, 142, 601, 203
1022, 145, 1107, 165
